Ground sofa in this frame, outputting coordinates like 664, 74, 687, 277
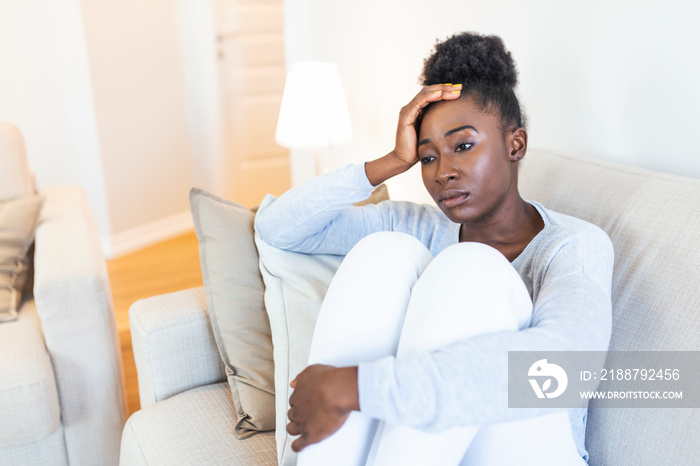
0, 122, 127, 465
120, 149, 700, 465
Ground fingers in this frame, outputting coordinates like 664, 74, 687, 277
291, 436, 309, 453
414, 83, 462, 109
419, 83, 462, 101
287, 419, 301, 436
287, 408, 301, 436
401, 83, 462, 126
286, 414, 307, 452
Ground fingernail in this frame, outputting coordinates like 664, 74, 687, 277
451, 90, 461, 94
433, 90, 442, 94
444, 83, 452, 86
452, 83, 462, 87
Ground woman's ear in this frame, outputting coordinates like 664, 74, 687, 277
509, 128, 528, 162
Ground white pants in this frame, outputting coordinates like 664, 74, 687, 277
297, 232, 584, 466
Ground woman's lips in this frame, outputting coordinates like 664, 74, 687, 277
438, 189, 470, 208
441, 194, 469, 208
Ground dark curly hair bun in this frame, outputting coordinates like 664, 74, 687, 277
420, 32, 526, 132
421, 33, 518, 88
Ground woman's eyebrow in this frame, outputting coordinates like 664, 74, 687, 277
418, 125, 479, 146
444, 125, 479, 137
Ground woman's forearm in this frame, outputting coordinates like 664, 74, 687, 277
254, 164, 378, 254
365, 152, 415, 186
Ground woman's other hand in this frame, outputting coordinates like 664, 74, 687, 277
287, 364, 360, 452
365, 84, 462, 186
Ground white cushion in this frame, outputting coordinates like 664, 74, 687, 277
254, 196, 343, 466
251, 185, 391, 466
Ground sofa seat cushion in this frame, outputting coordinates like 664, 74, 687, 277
0, 298, 61, 444
120, 382, 276, 466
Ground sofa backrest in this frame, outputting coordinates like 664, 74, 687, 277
519, 150, 700, 465
0, 122, 35, 201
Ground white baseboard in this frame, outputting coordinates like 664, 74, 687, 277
102, 210, 194, 259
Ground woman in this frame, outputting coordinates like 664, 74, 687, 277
255, 32, 613, 465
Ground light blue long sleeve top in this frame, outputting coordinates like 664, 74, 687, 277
254, 163, 614, 462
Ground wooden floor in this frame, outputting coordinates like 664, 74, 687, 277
106, 230, 203, 418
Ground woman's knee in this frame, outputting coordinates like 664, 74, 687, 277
431, 242, 510, 276
310, 232, 432, 366
351, 231, 429, 256
413, 242, 532, 332
342, 232, 433, 277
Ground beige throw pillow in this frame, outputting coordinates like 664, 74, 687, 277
0, 195, 43, 322
189, 188, 275, 438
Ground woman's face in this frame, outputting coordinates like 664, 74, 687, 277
418, 96, 523, 226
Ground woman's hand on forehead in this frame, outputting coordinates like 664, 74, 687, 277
364, 83, 461, 186
394, 83, 463, 166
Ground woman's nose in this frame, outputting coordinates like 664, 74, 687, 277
435, 157, 459, 184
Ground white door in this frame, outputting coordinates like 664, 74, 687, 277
214, 0, 290, 207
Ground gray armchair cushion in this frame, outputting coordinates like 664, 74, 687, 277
0, 300, 60, 443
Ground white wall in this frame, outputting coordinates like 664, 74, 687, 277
0, 0, 209, 257
4, 1, 696, 257
175, 0, 226, 198
80, 0, 196, 247
0, 0, 112, 237
284, 0, 700, 202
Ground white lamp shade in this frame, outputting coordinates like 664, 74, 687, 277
275, 61, 352, 149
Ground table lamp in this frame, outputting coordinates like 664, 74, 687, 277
275, 61, 352, 176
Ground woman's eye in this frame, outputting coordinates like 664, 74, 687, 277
420, 156, 435, 165
455, 142, 472, 152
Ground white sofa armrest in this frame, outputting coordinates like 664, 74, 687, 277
129, 287, 226, 408
32, 185, 126, 466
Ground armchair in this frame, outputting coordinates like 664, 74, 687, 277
0, 122, 126, 465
